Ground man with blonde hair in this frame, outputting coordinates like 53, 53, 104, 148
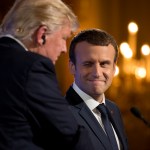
0, 0, 95, 149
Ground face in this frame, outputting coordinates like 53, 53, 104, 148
70, 41, 116, 102
36, 24, 72, 64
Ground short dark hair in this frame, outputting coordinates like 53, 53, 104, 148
69, 28, 119, 64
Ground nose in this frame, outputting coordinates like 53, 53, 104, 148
62, 48, 67, 53
61, 42, 67, 53
92, 64, 101, 77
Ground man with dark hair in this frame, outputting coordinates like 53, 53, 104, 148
66, 28, 128, 150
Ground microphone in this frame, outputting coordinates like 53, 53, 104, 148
130, 107, 150, 128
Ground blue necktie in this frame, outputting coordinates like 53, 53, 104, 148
97, 104, 118, 150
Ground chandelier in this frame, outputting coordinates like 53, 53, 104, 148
116, 22, 150, 82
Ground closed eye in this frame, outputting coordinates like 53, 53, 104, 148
82, 62, 93, 67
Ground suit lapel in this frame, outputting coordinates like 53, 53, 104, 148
106, 100, 126, 149
66, 87, 113, 150
79, 104, 113, 149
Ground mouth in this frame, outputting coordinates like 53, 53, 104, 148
89, 79, 106, 85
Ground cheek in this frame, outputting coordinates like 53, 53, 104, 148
103, 69, 114, 80
55, 40, 65, 53
108, 71, 115, 81
77, 71, 89, 82
74, 69, 82, 79
75, 66, 90, 79
50, 43, 61, 56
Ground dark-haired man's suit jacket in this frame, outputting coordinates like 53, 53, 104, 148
0, 37, 95, 150
66, 86, 128, 150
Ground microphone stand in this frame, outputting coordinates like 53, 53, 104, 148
130, 107, 150, 128
140, 115, 150, 128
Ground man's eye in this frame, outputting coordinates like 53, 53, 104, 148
100, 62, 110, 67
83, 63, 92, 67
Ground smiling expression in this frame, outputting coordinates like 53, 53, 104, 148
70, 41, 116, 102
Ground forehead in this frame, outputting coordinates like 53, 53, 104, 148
75, 41, 115, 60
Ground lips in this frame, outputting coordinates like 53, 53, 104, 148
89, 79, 105, 82
89, 80, 106, 86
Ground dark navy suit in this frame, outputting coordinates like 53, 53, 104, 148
0, 37, 95, 150
66, 86, 128, 150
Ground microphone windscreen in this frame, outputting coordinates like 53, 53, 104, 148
130, 107, 142, 119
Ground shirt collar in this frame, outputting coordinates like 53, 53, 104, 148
72, 81, 105, 111
0, 34, 28, 51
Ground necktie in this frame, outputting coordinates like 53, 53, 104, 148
97, 104, 118, 150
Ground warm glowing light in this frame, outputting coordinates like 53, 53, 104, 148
120, 42, 133, 58
120, 42, 130, 52
128, 22, 138, 33
135, 67, 146, 79
141, 44, 150, 56
114, 66, 119, 76
119, 22, 150, 82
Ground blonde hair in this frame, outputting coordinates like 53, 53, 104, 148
0, 0, 79, 41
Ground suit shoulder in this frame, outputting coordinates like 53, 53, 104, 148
106, 99, 120, 109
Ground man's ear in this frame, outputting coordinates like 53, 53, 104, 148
36, 25, 48, 45
69, 60, 76, 75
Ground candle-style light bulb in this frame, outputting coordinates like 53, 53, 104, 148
128, 22, 138, 57
128, 22, 138, 33
141, 44, 150, 56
